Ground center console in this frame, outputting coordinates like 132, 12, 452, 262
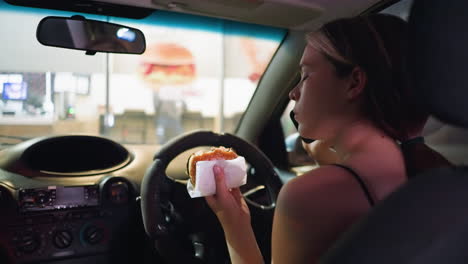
0, 177, 139, 264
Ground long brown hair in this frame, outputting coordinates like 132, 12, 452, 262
307, 14, 427, 141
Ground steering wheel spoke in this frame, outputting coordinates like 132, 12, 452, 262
243, 184, 266, 197
243, 185, 276, 210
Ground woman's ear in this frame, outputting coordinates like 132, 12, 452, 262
346, 67, 367, 100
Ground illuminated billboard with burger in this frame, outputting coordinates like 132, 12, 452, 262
139, 43, 196, 87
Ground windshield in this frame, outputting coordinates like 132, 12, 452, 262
0, 3, 285, 147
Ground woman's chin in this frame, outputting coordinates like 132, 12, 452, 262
298, 126, 319, 140
298, 128, 312, 139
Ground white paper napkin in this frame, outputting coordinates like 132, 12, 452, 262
187, 156, 247, 198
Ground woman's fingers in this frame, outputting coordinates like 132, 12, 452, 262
213, 167, 246, 207
206, 166, 246, 209
231, 188, 243, 204
213, 165, 229, 196
205, 166, 251, 226
205, 165, 227, 209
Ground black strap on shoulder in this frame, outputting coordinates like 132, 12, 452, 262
332, 164, 375, 207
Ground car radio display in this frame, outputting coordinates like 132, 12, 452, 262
19, 185, 99, 212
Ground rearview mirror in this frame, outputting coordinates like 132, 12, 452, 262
37, 16, 146, 55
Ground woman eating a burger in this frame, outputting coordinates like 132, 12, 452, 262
205, 13, 427, 263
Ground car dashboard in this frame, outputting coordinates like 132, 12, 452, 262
0, 135, 153, 264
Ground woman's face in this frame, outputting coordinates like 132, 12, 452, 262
289, 45, 353, 140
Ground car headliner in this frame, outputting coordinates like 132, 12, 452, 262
80, 0, 384, 30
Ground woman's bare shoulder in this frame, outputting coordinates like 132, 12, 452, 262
272, 166, 372, 261
276, 166, 370, 218
344, 143, 406, 200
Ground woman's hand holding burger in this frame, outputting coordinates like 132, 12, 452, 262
205, 165, 251, 228
205, 166, 264, 264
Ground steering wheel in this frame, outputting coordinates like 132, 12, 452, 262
141, 130, 282, 263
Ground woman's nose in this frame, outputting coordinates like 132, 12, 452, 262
289, 86, 298, 101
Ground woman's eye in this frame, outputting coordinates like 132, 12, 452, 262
300, 75, 309, 83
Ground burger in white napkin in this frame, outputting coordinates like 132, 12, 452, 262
186, 147, 247, 198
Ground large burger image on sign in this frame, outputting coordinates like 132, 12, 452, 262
139, 42, 196, 144
139, 43, 196, 88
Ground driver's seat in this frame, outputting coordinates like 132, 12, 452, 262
320, 0, 468, 263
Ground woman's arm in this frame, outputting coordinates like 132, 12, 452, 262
223, 223, 263, 264
205, 166, 264, 264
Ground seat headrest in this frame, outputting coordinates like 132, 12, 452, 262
409, 0, 468, 127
